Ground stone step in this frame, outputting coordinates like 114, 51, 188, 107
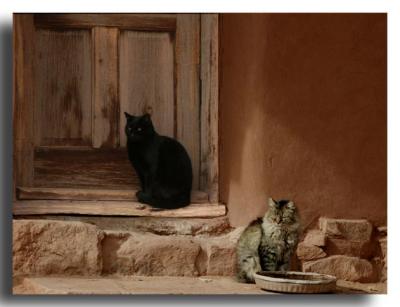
13, 276, 268, 295
13, 219, 244, 277
15, 215, 232, 236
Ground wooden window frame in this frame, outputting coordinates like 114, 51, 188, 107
13, 13, 223, 218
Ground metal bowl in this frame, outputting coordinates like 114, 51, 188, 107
254, 271, 337, 294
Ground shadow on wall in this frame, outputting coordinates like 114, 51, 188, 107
219, 14, 387, 228
0, 23, 14, 297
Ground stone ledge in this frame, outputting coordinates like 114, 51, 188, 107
15, 215, 232, 236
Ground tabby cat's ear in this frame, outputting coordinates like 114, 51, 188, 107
268, 198, 276, 208
287, 201, 295, 209
124, 112, 132, 119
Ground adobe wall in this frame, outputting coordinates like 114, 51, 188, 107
219, 13, 387, 228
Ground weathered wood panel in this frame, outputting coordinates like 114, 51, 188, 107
34, 14, 177, 32
200, 14, 219, 202
92, 27, 119, 148
119, 30, 175, 145
14, 13, 219, 209
176, 14, 201, 189
13, 200, 226, 217
35, 29, 92, 146
13, 14, 36, 189
33, 148, 139, 189
17, 187, 209, 203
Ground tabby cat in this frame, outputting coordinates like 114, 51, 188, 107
124, 112, 192, 209
236, 198, 300, 283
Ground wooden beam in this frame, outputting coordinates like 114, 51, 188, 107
13, 14, 35, 191
92, 27, 119, 148
17, 187, 209, 203
34, 14, 177, 32
13, 201, 226, 217
200, 14, 219, 202
175, 14, 200, 189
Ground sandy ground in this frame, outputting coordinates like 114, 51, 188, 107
13, 275, 386, 295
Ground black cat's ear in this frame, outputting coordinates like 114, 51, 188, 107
142, 113, 151, 122
124, 112, 132, 120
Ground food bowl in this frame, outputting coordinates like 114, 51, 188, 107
254, 271, 337, 294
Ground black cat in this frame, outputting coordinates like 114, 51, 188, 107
124, 112, 192, 209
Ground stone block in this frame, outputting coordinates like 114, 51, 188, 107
197, 227, 244, 276
325, 238, 374, 258
303, 229, 326, 247
102, 231, 201, 276
319, 218, 372, 241
303, 255, 376, 282
13, 220, 103, 276
296, 242, 327, 261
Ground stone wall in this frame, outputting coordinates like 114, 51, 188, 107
13, 218, 243, 278
13, 217, 386, 283
296, 218, 387, 283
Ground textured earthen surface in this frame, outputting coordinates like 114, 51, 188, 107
13, 276, 386, 295
219, 13, 386, 228
13, 276, 269, 295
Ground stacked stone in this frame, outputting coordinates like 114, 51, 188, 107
13, 218, 244, 278
13, 217, 387, 282
377, 226, 387, 282
297, 218, 386, 283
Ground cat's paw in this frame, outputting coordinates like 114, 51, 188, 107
136, 190, 150, 203
150, 207, 165, 212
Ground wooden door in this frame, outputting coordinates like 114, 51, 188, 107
13, 14, 220, 215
